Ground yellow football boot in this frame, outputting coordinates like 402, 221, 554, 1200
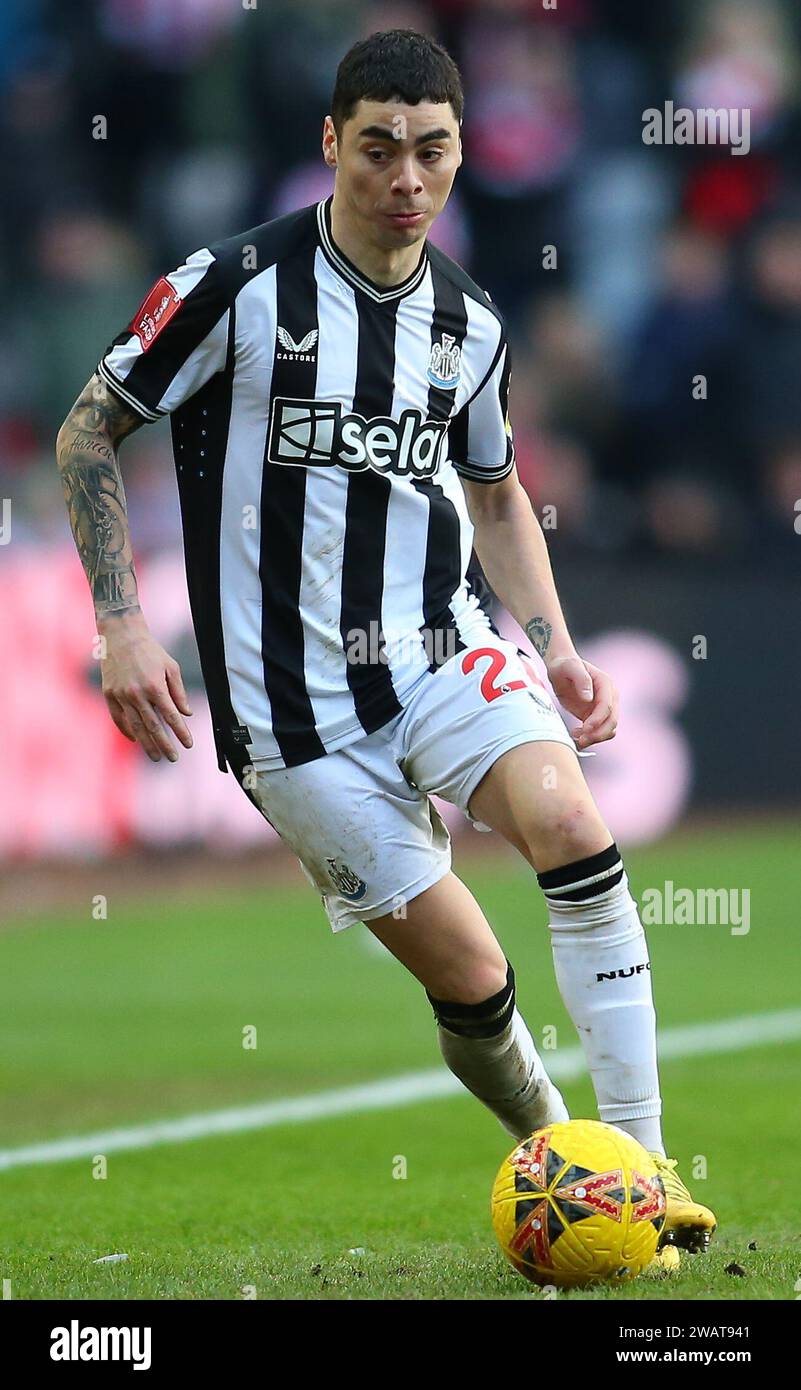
650, 1154, 717, 1253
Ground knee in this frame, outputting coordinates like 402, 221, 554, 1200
426, 952, 509, 1009
524, 797, 609, 870
552, 799, 599, 854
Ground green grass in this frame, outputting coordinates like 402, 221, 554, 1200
1, 822, 800, 1300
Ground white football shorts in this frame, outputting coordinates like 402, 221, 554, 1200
248, 637, 576, 931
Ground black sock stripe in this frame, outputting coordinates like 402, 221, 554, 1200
537, 841, 621, 896
433, 997, 515, 1039
543, 866, 625, 904
427, 961, 516, 1038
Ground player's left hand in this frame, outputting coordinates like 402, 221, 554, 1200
547, 655, 619, 749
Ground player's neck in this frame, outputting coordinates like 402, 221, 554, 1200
329, 194, 424, 289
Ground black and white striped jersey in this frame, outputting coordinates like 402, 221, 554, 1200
98, 196, 516, 775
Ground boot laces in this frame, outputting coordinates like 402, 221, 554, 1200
650, 1154, 692, 1204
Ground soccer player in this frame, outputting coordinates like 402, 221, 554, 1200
56, 29, 715, 1267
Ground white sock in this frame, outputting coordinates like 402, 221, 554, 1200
428, 966, 569, 1141
538, 843, 665, 1155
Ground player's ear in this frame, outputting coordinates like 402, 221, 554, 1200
322, 115, 338, 169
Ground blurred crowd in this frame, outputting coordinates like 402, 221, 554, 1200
2, 0, 801, 569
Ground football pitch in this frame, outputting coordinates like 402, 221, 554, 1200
1, 820, 799, 1301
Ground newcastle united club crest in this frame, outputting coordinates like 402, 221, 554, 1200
426, 332, 461, 390
325, 857, 367, 901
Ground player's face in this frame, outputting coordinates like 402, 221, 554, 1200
323, 99, 462, 249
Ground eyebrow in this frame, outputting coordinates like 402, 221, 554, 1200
357, 125, 453, 145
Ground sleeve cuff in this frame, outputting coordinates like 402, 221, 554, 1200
97, 359, 163, 423
452, 456, 515, 484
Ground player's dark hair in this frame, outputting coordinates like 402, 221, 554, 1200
331, 29, 464, 134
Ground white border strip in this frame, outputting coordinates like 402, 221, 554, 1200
1, 1008, 799, 1172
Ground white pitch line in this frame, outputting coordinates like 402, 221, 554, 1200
1, 1008, 799, 1173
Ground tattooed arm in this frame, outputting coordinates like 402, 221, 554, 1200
56, 374, 194, 762
56, 373, 145, 619
462, 470, 620, 749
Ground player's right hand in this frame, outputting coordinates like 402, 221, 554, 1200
98, 613, 193, 763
